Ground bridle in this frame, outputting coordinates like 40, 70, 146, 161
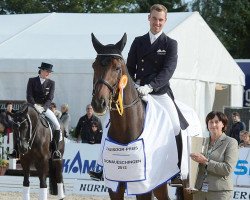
92, 54, 140, 112
12, 113, 38, 153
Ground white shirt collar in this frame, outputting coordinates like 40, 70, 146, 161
149, 31, 162, 44
39, 76, 46, 84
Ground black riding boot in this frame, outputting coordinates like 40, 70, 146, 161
8, 148, 18, 159
176, 132, 183, 169
8, 139, 19, 159
8, 134, 19, 158
52, 130, 62, 160
170, 132, 183, 187
88, 170, 103, 181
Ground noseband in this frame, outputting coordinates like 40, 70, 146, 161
94, 76, 120, 97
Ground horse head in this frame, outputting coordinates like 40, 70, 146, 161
91, 33, 127, 114
12, 104, 37, 154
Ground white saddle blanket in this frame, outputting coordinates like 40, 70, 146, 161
101, 95, 179, 195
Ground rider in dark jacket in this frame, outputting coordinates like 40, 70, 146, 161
26, 62, 62, 160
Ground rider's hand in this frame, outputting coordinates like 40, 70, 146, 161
137, 84, 153, 95
34, 104, 45, 114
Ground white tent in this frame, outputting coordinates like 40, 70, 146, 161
0, 12, 244, 130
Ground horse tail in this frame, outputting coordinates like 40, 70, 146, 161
49, 158, 58, 195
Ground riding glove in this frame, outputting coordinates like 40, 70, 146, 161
137, 84, 153, 95
34, 104, 45, 114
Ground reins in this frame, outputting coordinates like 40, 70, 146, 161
12, 112, 39, 153
110, 95, 140, 111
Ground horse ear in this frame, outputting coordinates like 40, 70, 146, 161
23, 105, 29, 115
115, 33, 127, 52
91, 33, 104, 54
17, 104, 28, 115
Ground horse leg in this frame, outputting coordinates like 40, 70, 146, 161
54, 159, 65, 199
21, 159, 31, 200
36, 159, 49, 200
153, 183, 170, 200
108, 182, 125, 200
176, 187, 184, 200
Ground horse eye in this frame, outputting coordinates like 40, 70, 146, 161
115, 64, 121, 71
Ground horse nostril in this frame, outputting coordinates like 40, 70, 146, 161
91, 97, 107, 113
100, 98, 106, 108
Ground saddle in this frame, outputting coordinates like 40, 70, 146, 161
39, 114, 55, 140
39, 114, 61, 159
40, 114, 55, 133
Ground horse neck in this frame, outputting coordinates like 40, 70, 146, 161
27, 107, 41, 137
109, 77, 144, 143
28, 107, 39, 125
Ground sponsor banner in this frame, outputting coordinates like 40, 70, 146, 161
233, 187, 250, 200
73, 179, 109, 196
63, 143, 250, 188
63, 143, 102, 179
233, 147, 250, 187
237, 61, 250, 107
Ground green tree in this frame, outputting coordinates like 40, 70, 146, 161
1, 0, 48, 14
82, 0, 136, 13
0, 0, 136, 14
133, 0, 188, 12
192, 0, 250, 58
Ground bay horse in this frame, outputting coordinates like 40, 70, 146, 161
91, 33, 192, 200
11, 103, 65, 200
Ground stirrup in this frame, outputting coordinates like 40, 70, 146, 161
88, 171, 103, 181
169, 174, 183, 187
8, 149, 18, 159
52, 150, 62, 161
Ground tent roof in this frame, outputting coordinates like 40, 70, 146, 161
0, 12, 244, 85
0, 12, 191, 59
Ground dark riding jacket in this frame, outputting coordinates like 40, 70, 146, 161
127, 32, 188, 130
127, 32, 177, 98
26, 76, 55, 111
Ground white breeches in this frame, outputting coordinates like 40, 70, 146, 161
151, 93, 181, 136
44, 109, 60, 130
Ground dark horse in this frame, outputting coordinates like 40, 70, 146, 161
91, 33, 192, 200
11, 104, 65, 199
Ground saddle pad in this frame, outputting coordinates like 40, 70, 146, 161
102, 95, 179, 195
